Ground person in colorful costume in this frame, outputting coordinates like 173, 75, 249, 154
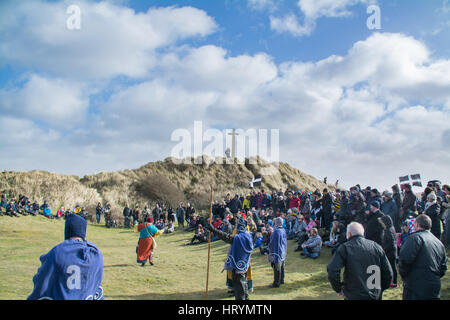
136, 217, 163, 266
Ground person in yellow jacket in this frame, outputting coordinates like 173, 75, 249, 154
242, 194, 251, 213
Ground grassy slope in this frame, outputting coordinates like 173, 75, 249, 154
1, 215, 448, 300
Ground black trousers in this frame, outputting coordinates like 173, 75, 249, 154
386, 252, 398, 285
271, 261, 285, 287
231, 270, 249, 300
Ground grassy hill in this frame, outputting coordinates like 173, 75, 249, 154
4, 215, 447, 300
1, 156, 333, 223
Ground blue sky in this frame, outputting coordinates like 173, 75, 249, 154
120, 0, 450, 61
0, 0, 449, 191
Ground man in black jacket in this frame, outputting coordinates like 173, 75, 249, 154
229, 194, 242, 214
398, 214, 447, 300
364, 201, 385, 247
327, 222, 392, 300
322, 189, 333, 231
401, 184, 417, 219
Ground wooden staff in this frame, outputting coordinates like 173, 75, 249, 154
205, 185, 213, 299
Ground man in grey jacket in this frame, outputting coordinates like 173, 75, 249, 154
398, 214, 447, 300
300, 228, 322, 259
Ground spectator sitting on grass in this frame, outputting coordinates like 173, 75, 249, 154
186, 215, 198, 232
23, 200, 36, 216
187, 224, 207, 245
56, 207, 65, 219
289, 214, 306, 240
301, 228, 322, 259
259, 227, 270, 255
221, 219, 233, 234
43, 203, 52, 219
247, 216, 257, 239
212, 216, 222, 229
32, 201, 40, 215
164, 221, 175, 234
294, 214, 316, 251
155, 219, 165, 230
254, 232, 263, 249
256, 219, 264, 233
324, 221, 340, 248
6, 200, 19, 217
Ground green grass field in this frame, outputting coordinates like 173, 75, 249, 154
0, 215, 449, 300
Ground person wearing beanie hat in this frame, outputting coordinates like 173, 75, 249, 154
370, 201, 381, 210
268, 217, 287, 288
137, 217, 163, 266
364, 201, 386, 248
64, 213, 87, 241
381, 191, 401, 233
206, 218, 254, 300
423, 192, 442, 239
28, 214, 104, 300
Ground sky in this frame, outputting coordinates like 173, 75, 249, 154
0, 0, 449, 191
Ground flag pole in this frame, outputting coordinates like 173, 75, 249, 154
205, 185, 213, 300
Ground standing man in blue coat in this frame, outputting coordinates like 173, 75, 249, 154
28, 214, 104, 300
268, 217, 287, 288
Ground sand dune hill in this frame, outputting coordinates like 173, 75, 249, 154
1, 156, 333, 222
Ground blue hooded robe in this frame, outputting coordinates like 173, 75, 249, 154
225, 232, 253, 273
27, 239, 104, 300
268, 228, 287, 263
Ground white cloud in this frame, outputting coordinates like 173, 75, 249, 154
248, 0, 277, 12
270, 0, 376, 37
298, 0, 370, 19
0, 0, 217, 79
0, 74, 89, 127
270, 13, 315, 37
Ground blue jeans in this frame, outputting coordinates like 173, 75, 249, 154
303, 248, 319, 259
96, 213, 101, 223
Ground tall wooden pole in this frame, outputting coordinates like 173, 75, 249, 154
205, 185, 213, 299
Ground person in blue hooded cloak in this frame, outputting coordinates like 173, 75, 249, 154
268, 217, 287, 288
28, 214, 104, 300
206, 218, 254, 300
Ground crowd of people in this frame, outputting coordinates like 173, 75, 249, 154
13, 179, 450, 300
199, 181, 449, 300
0, 194, 56, 219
